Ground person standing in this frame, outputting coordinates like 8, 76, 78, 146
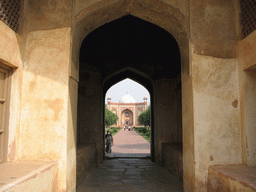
105, 130, 114, 154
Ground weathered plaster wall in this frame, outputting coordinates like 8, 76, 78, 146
189, 1, 240, 191
24, 0, 72, 32
190, 0, 237, 58
0, 21, 23, 162
162, 0, 188, 16
192, 54, 241, 191
238, 30, 256, 166
78, 63, 103, 165
20, 28, 71, 191
21, 1, 76, 190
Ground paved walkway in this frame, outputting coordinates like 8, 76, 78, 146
77, 158, 183, 192
106, 128, 150, 158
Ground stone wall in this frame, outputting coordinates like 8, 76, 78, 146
154, 77, 182, 165
20, 28, 72, 191
78, 63, 103, 165
163, 143, 183, 182
192, 54, 241, 191
76, 144, 97, 188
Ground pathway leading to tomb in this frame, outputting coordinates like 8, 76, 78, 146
106, 128, 150, 158
77, 129, 183, 191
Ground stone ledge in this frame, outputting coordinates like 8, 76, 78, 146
77, 143, 97, 187
162, 142, 183, 181
0, 161, 57, 192
208, 165, 256, 192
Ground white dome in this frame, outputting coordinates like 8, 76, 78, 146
119, 94, 136, 103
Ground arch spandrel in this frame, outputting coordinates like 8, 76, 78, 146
74, 0, 188, 47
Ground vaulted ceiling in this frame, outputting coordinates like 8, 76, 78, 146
79, 15, 181, 81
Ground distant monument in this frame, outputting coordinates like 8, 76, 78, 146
107, 93, 148, 126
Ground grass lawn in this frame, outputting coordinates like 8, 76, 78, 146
134, 127, 151, 142
105, 127, 121, 136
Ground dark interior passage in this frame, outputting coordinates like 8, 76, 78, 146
76, 15, 183, 187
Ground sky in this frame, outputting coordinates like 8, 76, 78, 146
105, 78, 150, 105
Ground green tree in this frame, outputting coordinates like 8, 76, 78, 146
105, 107, 118, 128
138, 106, 151, 126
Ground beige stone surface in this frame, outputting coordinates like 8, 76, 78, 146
24, 0, 72, 32
20, 27, 71, 191
190, 0, 237, 58
192, 54, 242, 191
0, 161, 57, 192
162, 0, 188, 16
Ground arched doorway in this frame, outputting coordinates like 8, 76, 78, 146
74, 1, 192, 190
122, 109, 133, 126
103, 72, 154, 160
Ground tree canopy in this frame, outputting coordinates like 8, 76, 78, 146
138, 106, 151, 126
105, 107, 118, 127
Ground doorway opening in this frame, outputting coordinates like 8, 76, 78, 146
104, 78, 151, 158
76, 13, 187, 187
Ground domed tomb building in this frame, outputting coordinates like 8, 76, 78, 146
107, 94, 148, 127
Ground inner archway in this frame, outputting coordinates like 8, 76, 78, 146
105, 78, 151, 158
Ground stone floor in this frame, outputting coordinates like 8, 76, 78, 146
77, 158, 183, 192
106, 128, 150, 158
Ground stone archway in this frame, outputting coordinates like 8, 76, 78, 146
103, 68, 154, 160
73, 1, 193, 191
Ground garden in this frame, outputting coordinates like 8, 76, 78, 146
105, 127, 121, 136
134, 127, 151, 142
